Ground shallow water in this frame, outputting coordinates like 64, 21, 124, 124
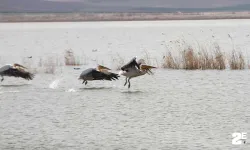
0, 20, 250, 149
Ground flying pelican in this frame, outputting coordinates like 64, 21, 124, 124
0, 63, 34, 82
78, 64, 119, 85
119, 57, 156, 88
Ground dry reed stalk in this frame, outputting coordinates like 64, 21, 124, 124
162, 44, 227, 70
142, 50, 159, 67
38, 58, 43, 67
229, 50, 245, 70
111, 53, 125, 70
64, 49, 82, 66
162, 51, 180, 69
43, 56, 56, 74
199, 49, 214, 70
143, 50, 151, 65
213, 45, 226, 70
182, 48, 200, 70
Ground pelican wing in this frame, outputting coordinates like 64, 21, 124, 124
80, 68, 119, 81
121, 57, 140, 71
1, 67, 34, 80
92, 70, 119, 81
0, 65, 12, 73
92, 69, 111, 80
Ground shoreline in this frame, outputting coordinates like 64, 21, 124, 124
1, 11, 250, 22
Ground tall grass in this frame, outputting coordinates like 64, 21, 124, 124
162, 40, 249, 70
42, 56, 57, 74
64, 49, 82, 66
162, 51, 180, 69
111, 53, 125, 70
211, 44, 226, 70
163, 45, 226, 70
20, 55, 63, 74
229, 50, 245, 70
142, 50, 159, 67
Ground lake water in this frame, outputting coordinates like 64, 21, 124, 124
0, 20, 250, 149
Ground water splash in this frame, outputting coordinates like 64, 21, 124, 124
0, 91, 20, 94
67, 88, 76, 92
49, 79, 61, 89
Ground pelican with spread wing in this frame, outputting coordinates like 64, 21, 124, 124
78, 64, 120, 85
119, 57, 156, 88
0, 63, 34, 82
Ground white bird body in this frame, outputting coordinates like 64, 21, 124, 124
119, 67, 146, 78
119, 57, 156, 88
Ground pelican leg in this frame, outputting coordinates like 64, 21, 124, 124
124, 77, 128, 86
82, 80, 85, 84
85, 81, 88, 85
128, 77, 131, 88
148, 69, 154, 75
1, 76, 3, 82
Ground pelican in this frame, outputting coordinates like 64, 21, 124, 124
119, 57, 156, 88
0, 63, 34, 82
78, 64, 119, 85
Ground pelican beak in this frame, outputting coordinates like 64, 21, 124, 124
14, 63, 27, 69
98, 65, 111, 70
140, 64, 157, 70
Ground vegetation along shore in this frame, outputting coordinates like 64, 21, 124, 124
1, 11, 250, 22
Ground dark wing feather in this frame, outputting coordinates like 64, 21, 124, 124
109, 73, 119, 80
79, 68, 94, 79
91, 69, 108, 80
2, 68, 34, 80
79, 68, 119, 81
92, 70, 119, 81
121, 57, 140, 71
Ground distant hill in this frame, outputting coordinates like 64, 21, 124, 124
1, 0, 250, 13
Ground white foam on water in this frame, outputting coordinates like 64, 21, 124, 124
66, 88, 76, 92
0, 91, 20, 94
49, 79, 61, 89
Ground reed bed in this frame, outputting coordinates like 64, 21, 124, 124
64, 49, 82, 66
163, 47, 226, 70
228, 50, 245, 70
161, 42, 248, 70
15, 41, 248, 73
20, 55, 63, 74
